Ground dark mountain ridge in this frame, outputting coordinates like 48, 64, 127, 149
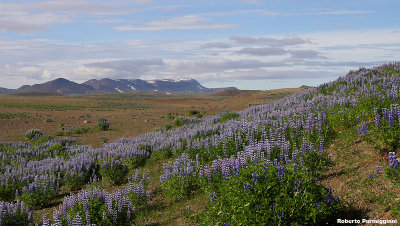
1, 78, 237, 95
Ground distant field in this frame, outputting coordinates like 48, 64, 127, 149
0, 88, 305, 147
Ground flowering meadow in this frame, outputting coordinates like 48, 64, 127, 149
1, 62, 400, 225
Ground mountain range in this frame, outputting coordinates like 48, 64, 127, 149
0, 78, 237, 95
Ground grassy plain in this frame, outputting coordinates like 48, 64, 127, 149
0, 88, 302, 147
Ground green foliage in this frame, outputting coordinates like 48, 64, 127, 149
24, 129, 43, 140
167, 112, 175, 120
173, 117, 187, 127
150, 148, 172, 160
58, 197, 132, 226
71, 126, 89, 134
19, 189, 56, 209
65, 171, 92, 191
0, 207, 31, 226
43, 115, 52, 122
122, 156, 148, 169
100, 160, 129, 185
161, 174, 202, 201
384, 167, 400, 185
0, 112, 29, 119
55, 126, 89, 136
196, 163, 342, 225
100, 136, 108, 143
0, 184, 15, 202
96, 118, 110, 131
218, 112, 240, 123
188, 110, 201, 117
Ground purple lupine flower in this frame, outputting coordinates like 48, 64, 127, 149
86, 212, 91, 225
243, 182, 252, 190
293, 164, 299, 173
251, 173, 258, 183
73, 214, 82, 225
388, 152, 398, 169
319, 136, 324, 151
374, 108, 381, 130
389, 113, 394, 126
328, 155, 333, 162
209, 192, 217, 203
42, 210, 49, 226
277, 165, 285, 181
299, 157, 304, 165
294, 180, 302, 191
376, 165, 382, 175
312, 203, 320, 210
304, 168, 309, 175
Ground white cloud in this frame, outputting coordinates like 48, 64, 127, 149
0, 28, 399, 89
315, 10, 374, 15
240, 0, 264, 4
202, 42, 232, 49
0, 11, 71, 32
114, 15, 239, 31
134, 0, 154, 3
230, 36, 308, 46
0, 1, 127, 32
236, 47, 288, 56
0, 1, 122, 14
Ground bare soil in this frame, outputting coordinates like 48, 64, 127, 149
0, 88, 305, 147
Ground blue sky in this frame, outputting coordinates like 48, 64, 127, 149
0, 0, 399, 90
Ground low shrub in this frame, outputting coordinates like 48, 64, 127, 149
196, 162, 342, 225
24, 129, 43, 140
100, 159, 129, 185
0, 201, 33, 226
96, 118, 110, 131
51, 188, 135, 225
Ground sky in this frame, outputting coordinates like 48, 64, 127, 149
0, 0, 399, 90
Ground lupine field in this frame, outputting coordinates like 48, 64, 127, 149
1, 63, 400, 225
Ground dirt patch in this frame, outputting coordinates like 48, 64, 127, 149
321, 135, 399, 220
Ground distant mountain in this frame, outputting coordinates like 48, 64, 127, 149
0, 87, 14, 93
17, 78, 96, 95
299, 85, 315, 89
82, 78, 237, 94
8, 78, 237, 95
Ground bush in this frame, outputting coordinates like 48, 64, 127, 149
52, 188, 135, 225
71, 126, 88, 134
19, 188, 55, 209
0, 185, 15, 202
65, 171, 92, 191
54, 130, 64, 136
218, 112, 240, 123
173, 117, 186, 127
100, 136, 108, 143
96, 118, 110, 131
122, 156, 148, 169
0, 201, 33, 226
24, 129, 43, 140
167, 113, 175, 120
196, 162, 343, 225
100, 159, 129, 185
188, 110, 200, 116
43, 115, 52, 122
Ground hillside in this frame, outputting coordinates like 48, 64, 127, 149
17, 78, 96, 94
0, 63, 400, 225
